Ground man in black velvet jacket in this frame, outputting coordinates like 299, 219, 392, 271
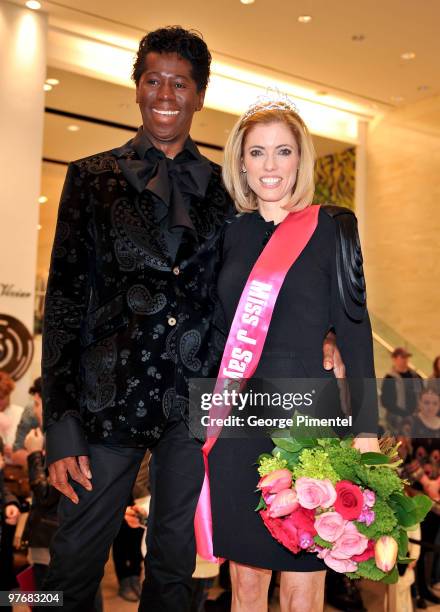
42, 26, 342, 612
42, 27, 233, 611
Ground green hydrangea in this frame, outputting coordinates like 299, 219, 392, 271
258, 453, 288, 477
355, 497, 397, 539
355, 464, 403, 498
326, 446, 362, 482
347, 557, 387, 581
292, 448, 339, 483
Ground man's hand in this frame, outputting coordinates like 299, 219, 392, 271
323, 331, 346, 378
4, 503, 20, 526
48, 456, 92, 504
24, 428, 44, 453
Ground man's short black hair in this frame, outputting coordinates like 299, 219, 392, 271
132, 26, 211, 91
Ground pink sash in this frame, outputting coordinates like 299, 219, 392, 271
194, 205, 320, 561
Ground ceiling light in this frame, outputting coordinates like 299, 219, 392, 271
298, 15, 312, 23
43, 83, 52, 92
390, 95, 404, 103
352, 34, 365, 42
401, 52, 415, 60
67, 125, 80, 132
46, 78, 59, 86
417, 84, 429, 91
38, 196, 48, 204
37, 224, 42, 230
26, 0, 41, 9
240, 0, 255, 4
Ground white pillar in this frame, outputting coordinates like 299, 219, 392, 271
354, 120, 368, 243
0, 1, 47, 405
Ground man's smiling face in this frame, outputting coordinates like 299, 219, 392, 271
136, 51, 205, 158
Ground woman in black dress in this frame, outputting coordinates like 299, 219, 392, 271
208, 100, 379, 611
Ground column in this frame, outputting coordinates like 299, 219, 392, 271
0, 1, 47, 404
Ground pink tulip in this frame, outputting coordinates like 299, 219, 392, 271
258, 469, 292, 495
268, 488, 299, 518
374, 536, 398, 572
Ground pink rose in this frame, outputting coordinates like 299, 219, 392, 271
318, 548, 358, 573
258, 469, 292, 494
268, 489, 299, 518
363, 489, 376, 508
332, 522, 369, 559
352, 539, 376, 562
334, 481, 364, 520
260, 510, 300, 554
314, 511, 347, 542
295, 478, 337, 509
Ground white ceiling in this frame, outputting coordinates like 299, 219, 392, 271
37, 0, 440, 107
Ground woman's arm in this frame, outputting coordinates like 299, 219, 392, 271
327, 207, 379, 448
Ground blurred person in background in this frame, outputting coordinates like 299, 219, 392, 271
22, 399, 103, 611
427, 355, 440, 396
23, 425, 59, 590
0, 372, 24, 462
402, 389, 440, 607
0, 434, 21, 595
11, 377, 41, 467
381, 348, 423, 432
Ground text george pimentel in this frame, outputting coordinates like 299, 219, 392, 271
200, 415, 353, 428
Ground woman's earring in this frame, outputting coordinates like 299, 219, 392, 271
241, 168, 247, 173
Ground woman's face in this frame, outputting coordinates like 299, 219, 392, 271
242, 121, 300, 209
418, 391, 440, 419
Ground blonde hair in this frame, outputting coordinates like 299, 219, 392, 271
222, 106, 315, 213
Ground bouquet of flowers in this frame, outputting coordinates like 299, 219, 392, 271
256, 435, 432, 583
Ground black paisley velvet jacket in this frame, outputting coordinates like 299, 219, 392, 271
42, 134, 233, 463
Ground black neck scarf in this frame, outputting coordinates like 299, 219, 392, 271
116, 127, 213, 234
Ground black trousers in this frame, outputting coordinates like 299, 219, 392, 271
43, 417, 204, 612
140, 417, 205, 611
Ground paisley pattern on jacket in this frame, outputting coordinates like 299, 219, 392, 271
42, 139, 233, 447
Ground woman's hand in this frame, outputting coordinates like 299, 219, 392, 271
322, 331, 346, 379
352, 436, 381, 454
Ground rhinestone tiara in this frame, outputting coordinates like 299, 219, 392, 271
241, 87, 298, 122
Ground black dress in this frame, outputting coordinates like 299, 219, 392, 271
208, 207, 377, 571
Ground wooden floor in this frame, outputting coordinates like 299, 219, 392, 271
100, 556, 440, 612
12, 555, 440, 611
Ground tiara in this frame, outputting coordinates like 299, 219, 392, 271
241, 88, 298, 122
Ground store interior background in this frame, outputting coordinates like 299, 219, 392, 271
1, 0, 440, 405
